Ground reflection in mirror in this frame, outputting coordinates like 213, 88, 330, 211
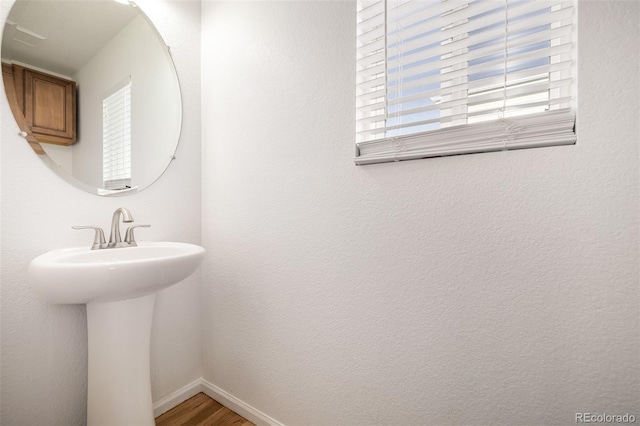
1, 0, 182, 196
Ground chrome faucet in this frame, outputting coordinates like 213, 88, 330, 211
109, 207, 134, 248
73, 208, 150, 250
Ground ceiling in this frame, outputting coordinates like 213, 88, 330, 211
2, 0, 139, 77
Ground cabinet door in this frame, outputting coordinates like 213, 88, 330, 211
24, 69, 76, 145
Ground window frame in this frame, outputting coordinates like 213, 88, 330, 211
102, 78, 132, 189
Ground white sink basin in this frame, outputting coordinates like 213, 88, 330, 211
28, 241, 205, 425
29, 242, 205, 304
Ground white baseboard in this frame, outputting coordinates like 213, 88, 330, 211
201, 379, 284, 426
153, 378, 203, 417
152, 377, 284, 426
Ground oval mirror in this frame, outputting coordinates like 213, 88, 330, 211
1, 0, 181, 196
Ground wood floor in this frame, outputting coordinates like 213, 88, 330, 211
155, 393, 254, 426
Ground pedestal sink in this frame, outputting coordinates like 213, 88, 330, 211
28, 242, 205, 426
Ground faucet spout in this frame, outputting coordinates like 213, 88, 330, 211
109, 207, 134, 247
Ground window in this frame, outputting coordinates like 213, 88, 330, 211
355, 0, 576, 165
102, 80, 132, 189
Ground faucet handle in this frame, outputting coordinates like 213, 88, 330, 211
72, 226, 106, 250
124, 225, 150, 246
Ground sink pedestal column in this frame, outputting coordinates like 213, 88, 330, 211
86, 293, 156, 426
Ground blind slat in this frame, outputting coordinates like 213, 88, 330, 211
366, 78, 571, 126
389, 1, 572, 55
359, 59, 572, 105
357, 96, 572, 138
357, 35, 573, 94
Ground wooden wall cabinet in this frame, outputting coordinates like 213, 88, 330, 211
2, 63, 76, 145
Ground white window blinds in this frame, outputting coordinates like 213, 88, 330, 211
102, 81, 132, 189
355, 0, 576, 165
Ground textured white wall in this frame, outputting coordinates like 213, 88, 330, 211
201, 1, 639, 425
0, 1, 201, 425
